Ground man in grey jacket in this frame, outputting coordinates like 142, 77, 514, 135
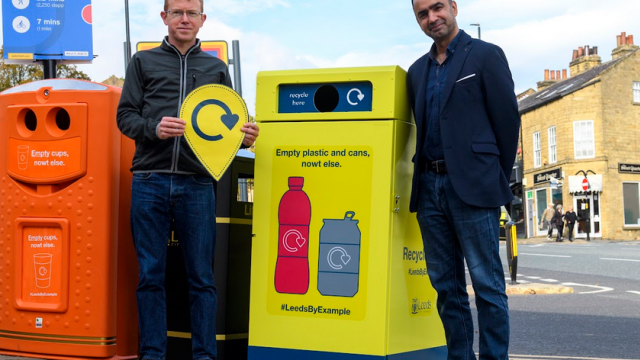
117, 1, 259, 359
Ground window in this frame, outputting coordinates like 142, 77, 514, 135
623, 183, 640, 226
573, 121, 595, 159
634, 82, 640, 103
548, 126, 557, 164
533, 132, 541, 168
237, 177, 254, 203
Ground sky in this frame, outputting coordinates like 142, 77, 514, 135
2, 0, 640, 114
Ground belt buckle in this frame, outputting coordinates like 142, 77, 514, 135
435, 161, 442, 173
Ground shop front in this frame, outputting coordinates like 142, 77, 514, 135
568, 175, 603, 239
527, 168, 564, 238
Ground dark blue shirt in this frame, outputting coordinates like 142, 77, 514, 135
421, 31, 462, 161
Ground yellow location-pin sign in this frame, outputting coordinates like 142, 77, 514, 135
180, 84, 248, 181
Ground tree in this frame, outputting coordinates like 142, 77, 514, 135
0, 46, 91, 92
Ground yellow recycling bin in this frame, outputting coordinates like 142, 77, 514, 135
249, 67, 446, 359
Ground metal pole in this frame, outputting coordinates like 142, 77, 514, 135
43, 60, 57, 79
124, 0, 132, 70
470, 23, 481, 40
231, 40, 243, 97
506, 222, 518, 284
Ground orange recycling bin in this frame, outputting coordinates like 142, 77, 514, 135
0, 79, 139, 359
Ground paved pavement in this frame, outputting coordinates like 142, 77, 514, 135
1, 236, 632, 360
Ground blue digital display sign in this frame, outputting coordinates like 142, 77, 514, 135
2, 0, 93, 63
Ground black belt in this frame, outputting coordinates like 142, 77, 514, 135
423, 160, 447, 174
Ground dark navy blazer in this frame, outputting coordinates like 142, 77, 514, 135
407, 30, 521, 211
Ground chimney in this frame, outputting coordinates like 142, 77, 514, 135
612, 31, 639, 60
562, 69, 567, 80
570, 44, 602, 77
572, 50, 579, 61
537, 69, 560, 92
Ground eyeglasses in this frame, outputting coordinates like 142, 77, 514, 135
165, 9, 203, 19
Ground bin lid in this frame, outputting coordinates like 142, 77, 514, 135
1, 79, 107, 95
255, 66, 411, 123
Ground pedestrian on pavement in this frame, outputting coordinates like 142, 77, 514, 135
552, 204, 564, 242
407, 0, 520, 358
116, 0, 259, 358
541, 202, 555, 238
564, 206, 577, 242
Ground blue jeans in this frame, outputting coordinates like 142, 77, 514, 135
131, 173, 218, 360
416, 171, 509, 360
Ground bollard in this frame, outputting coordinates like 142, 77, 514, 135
505, 221, 518, 285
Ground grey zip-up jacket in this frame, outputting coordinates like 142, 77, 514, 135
117, 37, 232, 175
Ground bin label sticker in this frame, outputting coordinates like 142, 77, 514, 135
402, 245, 435, 317
21, 227, 62, 304
180, 84, 248, 181
8, 137, 82, 180
279, 82, 373, 113
268, 146, 373, 320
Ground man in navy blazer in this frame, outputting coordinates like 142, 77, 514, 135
407, 1, 520, 359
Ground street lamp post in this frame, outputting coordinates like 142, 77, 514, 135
124, 0, 132, 70
470, 23, 481, 40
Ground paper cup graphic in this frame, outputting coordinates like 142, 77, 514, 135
34, 253, 53, 288
18, 145, 29, 170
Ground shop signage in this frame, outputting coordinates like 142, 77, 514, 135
619, 163, 640, 174
534, 168, 562, 185
568, 175, 603, 193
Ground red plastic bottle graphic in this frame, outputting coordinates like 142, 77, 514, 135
275, 177, 311, 294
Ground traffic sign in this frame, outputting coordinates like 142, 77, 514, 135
582, 178, 589, 191
1, 0, 93, 63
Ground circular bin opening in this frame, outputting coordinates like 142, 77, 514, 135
314, 85, 340, 113
17, 109, 37, 137
56, 108, 70, 130
25, 109, 37, 131
46, 108, 71, 137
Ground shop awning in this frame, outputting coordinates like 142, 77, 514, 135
568, 175, 602, 194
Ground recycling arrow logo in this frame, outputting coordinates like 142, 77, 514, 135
327, 247, 352, 270
180, 84, 248, 181
347, 88, 365, 106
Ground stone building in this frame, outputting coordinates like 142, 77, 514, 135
519, 32, 640, 240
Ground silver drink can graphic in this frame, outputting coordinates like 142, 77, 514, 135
318, 211, 361, 297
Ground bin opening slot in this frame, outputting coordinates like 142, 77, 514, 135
18, 108, 38, 135
55, 108, 70, 131
314, 85, 340, 113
